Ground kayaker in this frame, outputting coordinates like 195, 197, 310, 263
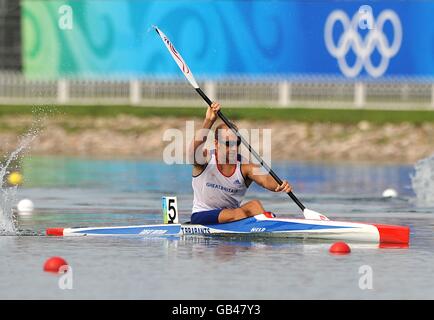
190, 101, 293, 225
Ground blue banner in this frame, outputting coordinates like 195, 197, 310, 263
22, 0, 434, 78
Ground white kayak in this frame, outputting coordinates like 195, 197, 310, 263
46, 213, 410, 244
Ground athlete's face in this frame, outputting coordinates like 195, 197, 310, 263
215, 128, 240, 164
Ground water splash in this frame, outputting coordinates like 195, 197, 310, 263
0, 115, 43, 235
410, 154, 434, 206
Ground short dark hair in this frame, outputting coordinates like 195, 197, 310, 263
214, 122, 238, 142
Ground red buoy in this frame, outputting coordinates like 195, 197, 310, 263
329, 242, 351, 254
43, 256, 68, 273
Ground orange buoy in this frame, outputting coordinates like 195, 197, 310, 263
43, 256, 68, 273
329, 242, 351, 254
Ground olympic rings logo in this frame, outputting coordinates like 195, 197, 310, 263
324, 9, 402, 78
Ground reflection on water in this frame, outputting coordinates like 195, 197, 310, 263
22, 156, 415, 197
0, 156, 432, 299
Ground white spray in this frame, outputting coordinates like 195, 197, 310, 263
410, 154, 434, 206
0, 117, 42, 234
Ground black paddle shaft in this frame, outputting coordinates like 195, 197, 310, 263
195, 87, 306, 211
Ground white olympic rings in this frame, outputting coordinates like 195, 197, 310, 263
324, 9, 402, 77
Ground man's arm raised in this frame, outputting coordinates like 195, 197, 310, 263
189, 102, 221, 172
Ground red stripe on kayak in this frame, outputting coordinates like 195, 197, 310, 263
46, 228, 64, 236
372, 224, 410, 244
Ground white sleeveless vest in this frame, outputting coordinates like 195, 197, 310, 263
192, 150, 248, 213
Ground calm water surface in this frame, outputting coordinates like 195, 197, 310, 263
0, 156, 433, 299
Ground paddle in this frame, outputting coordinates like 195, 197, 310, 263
154, 26, 329, 221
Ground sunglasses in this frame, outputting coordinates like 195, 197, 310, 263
219, 137, 241, 147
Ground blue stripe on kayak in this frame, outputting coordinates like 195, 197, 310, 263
205, 217, 353, 233
74, 225, 181, 235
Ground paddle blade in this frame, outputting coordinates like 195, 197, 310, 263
303, 208, 330, 221
153, 26, 199, 89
